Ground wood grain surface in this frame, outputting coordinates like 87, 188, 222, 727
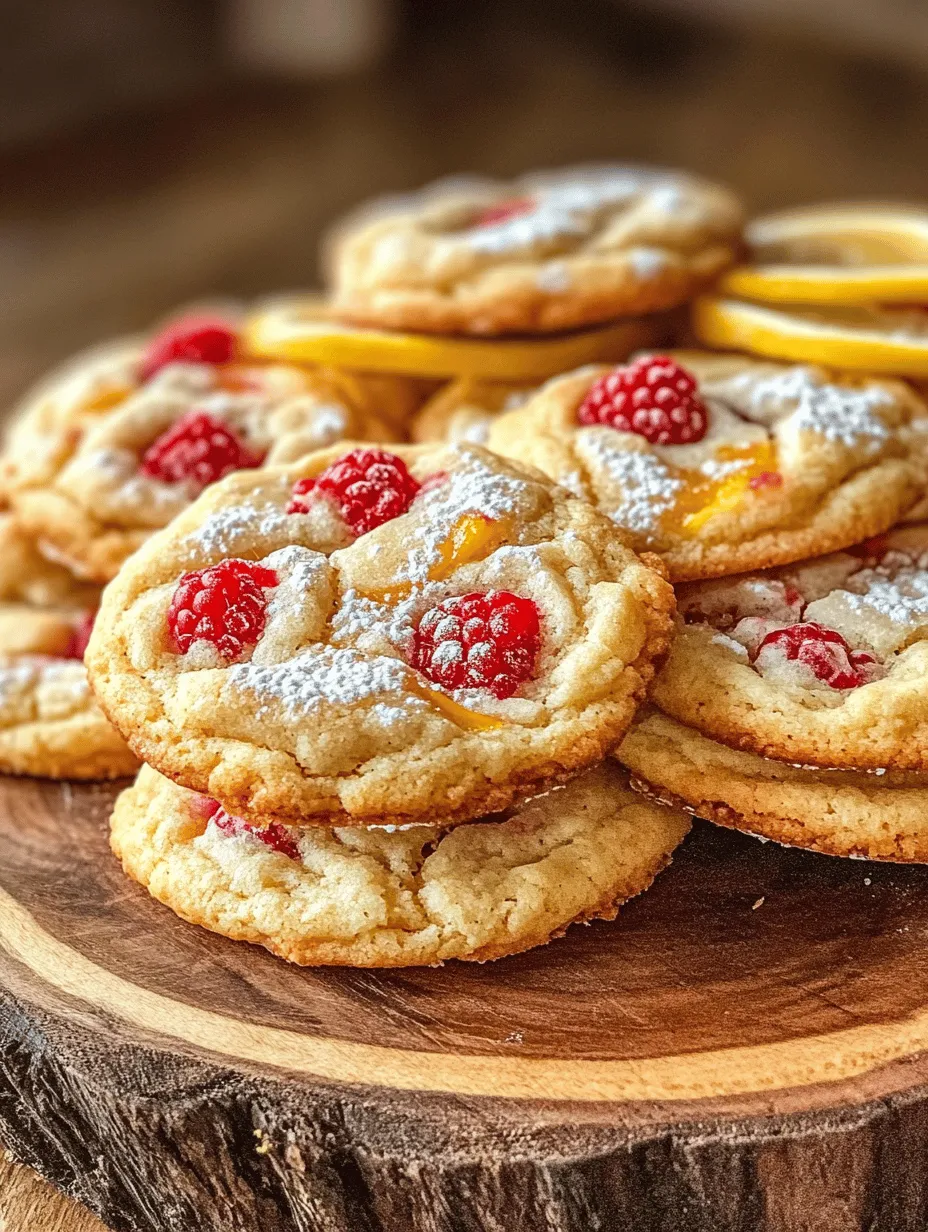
0, 1152, 105, 1232
1, 776, 928, 1230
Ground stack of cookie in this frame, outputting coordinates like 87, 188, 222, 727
12, 164, 928, 967
245, 164, 745, 446
0, 307, 425, 782
480, 341, 928, 859
89, 440, 693, 965
619, 525, 928, 861
0, 514, 134, 778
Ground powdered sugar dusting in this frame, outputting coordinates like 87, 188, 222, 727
405, 449, 535, 582
189, 502, 292, 557
840, 555, 928, 626
331, 589, 425, 656
629, 247, 669, 278
228, 646, 419, 721
577, 433, 682, 533
728, 367, 892, 448
461, 419, 491, 444
0, 657, 91, 716
305, 402, 348, 446
536, 261, 572, 291
842, 576, 928, 625
467, 207, 587, 254
466, 169, 665, 256
264, 544, 329, 592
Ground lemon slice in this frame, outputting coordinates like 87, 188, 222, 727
693, 296, 928, 377
719, 204, 928, 305
244, 297, 671, 381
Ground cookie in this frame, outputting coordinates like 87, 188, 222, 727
110, 761, 690, 966
0, 515, 99, 656
487, 351, 928, 581
410, 379, 535, 445
651, 525, 928, 771
0, 654, 136, 780
87, 440, 675, 828
0, 336, 143, 505
327, 166, 744, 336
4, 312, 401, 581
0, 600, 91, 660
0, 514, 94, 608
0, 521, 132, 777
618, 709, 928, 862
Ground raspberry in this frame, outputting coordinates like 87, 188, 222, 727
141, 410, 263, 491
753, 622, 877, 690
202, 798, 301, 861
749, 471, 783, 491
167, 559, 278, 661
578, 355, 708, 445
140, 315, 238, 382
288, 448, 420, 537
65, 610, 96, 660
411, 590, 540, 699
475, 197, 535, 227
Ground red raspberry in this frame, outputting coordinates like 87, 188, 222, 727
749, 471, 783, 491
288, 448, 420, 537
753, 622, 877, 690
411, 591, 540, 699
578, 356, 708, 445
140, 315, 238, 382
475, 197, 535, 227
167, 559, 278, 661
199, 798, 301, 861
141, 410, 263, 491
65, 610, 96, 660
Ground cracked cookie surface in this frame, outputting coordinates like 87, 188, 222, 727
651, 525, 928, 770
111, 761, 690, 966
329, 165, 743, 335
3, 325, 403, 581
488, 351, 928, 581
88, 441, 674, 827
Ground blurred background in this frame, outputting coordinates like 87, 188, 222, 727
4, 0, 928, 408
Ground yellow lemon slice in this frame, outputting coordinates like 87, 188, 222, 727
719, 204, 928, 305
244, 297, 671, 381
693, 296, 928, 377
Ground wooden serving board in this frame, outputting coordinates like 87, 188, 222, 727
2, 779, 928, 1231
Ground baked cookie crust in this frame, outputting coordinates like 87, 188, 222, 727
88, 441, 675, 827
411, 378, 535, 446
328, 166, 744, 336
0, 655, 137, 780
619, 710, 928, 862
487, 351, 928, 581
6, 340, 401, 582
652, 526, 928, 770
110, 761, 690, 966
